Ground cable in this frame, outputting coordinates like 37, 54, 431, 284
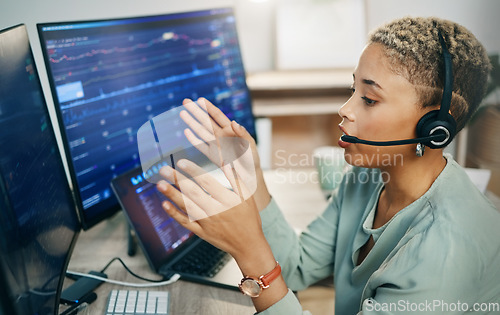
99, 257, 117, 273
67, 256, 180, 287
99, 257, 165, 282
65, 270, 181, 288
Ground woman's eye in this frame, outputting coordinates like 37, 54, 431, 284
361, 96, 377, 106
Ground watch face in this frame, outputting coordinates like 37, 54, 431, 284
240, 278, 262, 297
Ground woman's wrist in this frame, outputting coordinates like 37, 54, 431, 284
255, 175, 272, 212
230, 232, 274, 272
233, 243, 288, 312
236, 253, 277, 279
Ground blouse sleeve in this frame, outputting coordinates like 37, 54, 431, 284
255, 289, 312, 315
255, 185, 342, 314
260, 193, 340, 291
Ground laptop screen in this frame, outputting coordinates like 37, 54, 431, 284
111, 166, 193, 270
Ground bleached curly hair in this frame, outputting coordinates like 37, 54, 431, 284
368, 17, 491, 132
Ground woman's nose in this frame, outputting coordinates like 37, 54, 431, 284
338, 95, 355, 122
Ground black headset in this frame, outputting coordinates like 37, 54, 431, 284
341, 30, 457, 149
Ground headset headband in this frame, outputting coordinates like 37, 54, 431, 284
437, 30, 453, 122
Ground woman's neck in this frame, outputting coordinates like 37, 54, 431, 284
375, 150, 447, 227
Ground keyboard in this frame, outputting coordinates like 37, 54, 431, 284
105, 290, 169, 315
170, 241, 230, 277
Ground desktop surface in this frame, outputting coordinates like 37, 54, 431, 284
64, 211, 254, 314
63, 168, 328, 314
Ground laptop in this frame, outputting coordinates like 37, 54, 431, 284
110, 166, 242, 290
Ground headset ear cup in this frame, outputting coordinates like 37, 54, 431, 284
416, 110, 439, 141
416, 110, 457, 149
442, 114, 457, 147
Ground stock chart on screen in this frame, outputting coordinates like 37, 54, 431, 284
38, 8, 255, 228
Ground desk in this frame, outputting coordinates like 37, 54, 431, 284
62, 166, 499, 314
62, 168, 328, 314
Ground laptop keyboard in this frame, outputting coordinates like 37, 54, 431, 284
105, 290, 169, 315
170, 241, 230, 277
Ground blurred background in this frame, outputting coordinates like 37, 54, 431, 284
1, 0, 498, 76
1, 0, 499, 196
0, 2, 498, 313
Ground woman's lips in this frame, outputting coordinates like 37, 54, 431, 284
338, 125, 351, 148
338, 138, 351, 148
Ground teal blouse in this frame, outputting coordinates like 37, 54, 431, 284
258, 155, 500, 314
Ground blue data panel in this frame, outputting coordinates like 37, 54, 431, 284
38, 8, 255, 229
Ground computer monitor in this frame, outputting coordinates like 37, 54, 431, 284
0, 267, 16, 315
37, 7, 256, 230
0, 24, 80, 315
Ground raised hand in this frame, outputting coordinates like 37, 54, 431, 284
157, 158, 264, 257
179, 97, 271, 211
157, 98, 289, 312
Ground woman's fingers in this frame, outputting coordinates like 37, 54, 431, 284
231, 120, 254, 144
161, 199, 198, 231
179, 109, 215, 143
221, 163, 253, 201
157, 172, 185, 208
157, 180, 204, 222
181, 98, 216, 142
183, 128, 209, 155
158, 166, 215, 220
160, 162, 240, 218
197, 97, 232, 128
160, 158, 249, 220
176, 159, 241, 207
182, 99, 222, 135
183, 100, 214, 131
182, 98, 236, 137
183, 128, 224, 167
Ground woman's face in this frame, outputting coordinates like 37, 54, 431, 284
338, 43, 430, 168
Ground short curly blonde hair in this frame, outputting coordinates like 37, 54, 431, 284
368, 17, 491, 132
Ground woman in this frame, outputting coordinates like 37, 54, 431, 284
156, 17, 500, 314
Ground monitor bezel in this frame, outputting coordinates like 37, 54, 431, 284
0, 23, 80, 314
37, 7, 256, 230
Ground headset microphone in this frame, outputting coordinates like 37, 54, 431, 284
341, 134, 446, 147
340, 29, 457, 155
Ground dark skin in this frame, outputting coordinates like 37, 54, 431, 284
341, 44, 446, 266
156, 98, 286, 312
158, 43, 447, 312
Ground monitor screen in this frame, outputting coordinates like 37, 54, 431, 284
37, 7, 256, 230
0, 24, 80, 315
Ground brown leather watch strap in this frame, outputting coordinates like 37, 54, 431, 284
259, 261, 281, 288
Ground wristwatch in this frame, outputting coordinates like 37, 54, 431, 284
238, 261, 281, 298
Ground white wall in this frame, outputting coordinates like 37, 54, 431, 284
365, 0, 500, 55
1, 0, 497, 164
234, 0, 276, 72
3, 0, 496, 94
